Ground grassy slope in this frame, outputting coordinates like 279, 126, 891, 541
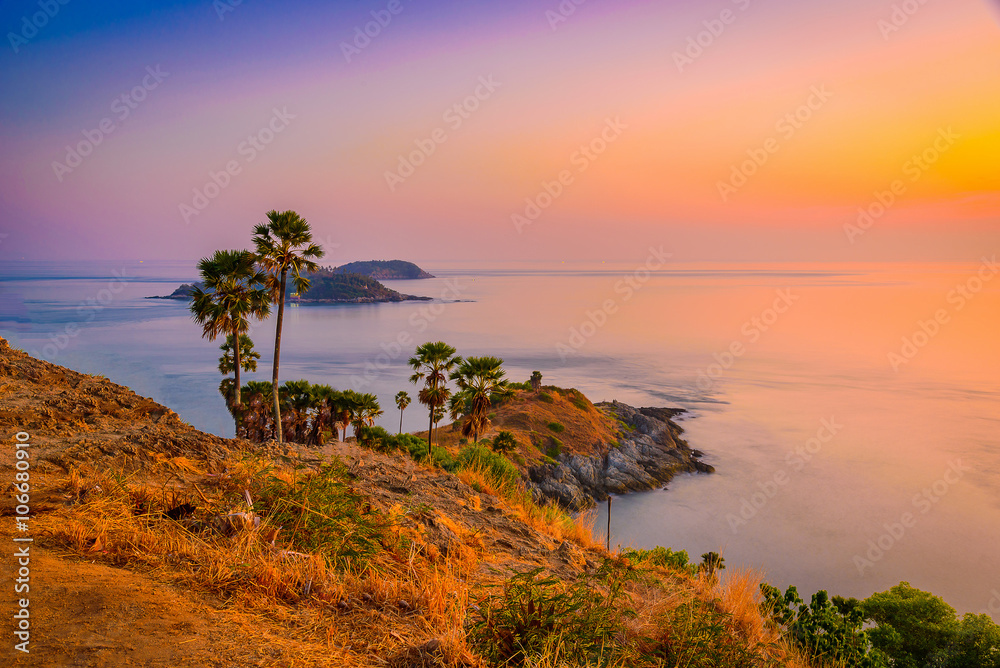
420, 386, 620, 468
0, 337, 812, 668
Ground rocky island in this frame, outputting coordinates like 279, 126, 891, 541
148, 260, 434, 303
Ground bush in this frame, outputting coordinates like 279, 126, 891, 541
546, 421, 565, 433
457, 444, 521, 493
546, 436, 563, 459
623, 546, 696, 577
762, 584, 887, 668
538, 392, 554, 404
491, 430, 517, 454
356, 425, 395, 451
469, 564, 636, 666
253, 461, 391, 569
570, 395, 590, 411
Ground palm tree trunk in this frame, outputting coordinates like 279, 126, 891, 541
399, 409, 403, 435
233, 334, 242, 434
272, 270, 287, 443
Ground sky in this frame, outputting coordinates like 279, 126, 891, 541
1, 0, 998, 264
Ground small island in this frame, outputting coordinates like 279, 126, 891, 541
148, 261, 434, 303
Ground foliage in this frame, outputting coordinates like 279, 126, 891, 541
457, 444, 521, 493
538, 392, 555, 404
449, 355, 509, 442
409, 341, 460, 456
252, 461, 391, 568
491, 430, 518, 455
656, 597, 777, 668
761, 584, 887, 668
297, 273, 406, 301
623, 546, 697, 577
545, 436, 563, 459
546, 421, 565, 434
469, 564, 637, 667
530, 370, 543, 391
252, 209, 325, 444
859, 581, 1000, 668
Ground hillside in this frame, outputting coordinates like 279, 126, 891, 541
0, 337, 812, 668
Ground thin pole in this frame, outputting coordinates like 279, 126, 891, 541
606, 497, 612, 552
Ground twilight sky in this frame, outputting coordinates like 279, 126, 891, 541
1, 0, 998, 263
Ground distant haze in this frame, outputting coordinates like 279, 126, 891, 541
1, 0, 998, 263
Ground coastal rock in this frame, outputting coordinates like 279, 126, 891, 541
526, 402, 713, 511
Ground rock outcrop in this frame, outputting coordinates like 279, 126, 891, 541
526, 401, 714, 510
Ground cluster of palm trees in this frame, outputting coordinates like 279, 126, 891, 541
190, 209, 323, 443
230, 378, 382, 445
190, 213, 513, 451
408, 342, 512, 456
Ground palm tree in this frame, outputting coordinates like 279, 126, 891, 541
190, 250, 270, 433
450, 356, 508, 443
307, 383, 336, 446
351, 393, 383, 439
280, 379, 315, 443
395, 391, 411, 435
252, 210, 325, 443
530, 370, 543, 392
241, 380, 275, 441
408, 341, 460, 457
331, 390, 356, 442
218, 334, 260, 435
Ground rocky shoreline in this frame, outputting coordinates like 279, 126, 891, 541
526, 401, 714, 510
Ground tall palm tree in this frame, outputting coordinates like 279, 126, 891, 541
190, 250, 270, 432
395, 391, 411, 435
450, 356, 509, 443
252, 210, 325, 443
408, 341, 460, 457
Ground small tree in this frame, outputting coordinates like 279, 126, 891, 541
395, 390, 411, 435
491, 430, 517, 454
530, 370, 543, 392
700, 552, 725, 582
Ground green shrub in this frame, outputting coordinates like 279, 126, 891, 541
356, 425, 395, 451
457, 444, 521, 493
491, 430, 517, 454
253, 460, 391, 569
546, 436, 563, 459
570, 396, 590, 411
469, 564, 636, 666
762, 584, 887, 668
623, 546, 697, 577
538, 392, 555, 404
546, 421, 565, 433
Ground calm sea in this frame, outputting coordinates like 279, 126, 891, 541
2, 259, 998, 618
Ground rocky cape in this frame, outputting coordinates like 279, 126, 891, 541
526, 401, 714, 511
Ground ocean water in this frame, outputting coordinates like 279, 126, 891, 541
1, 259, 998, 619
